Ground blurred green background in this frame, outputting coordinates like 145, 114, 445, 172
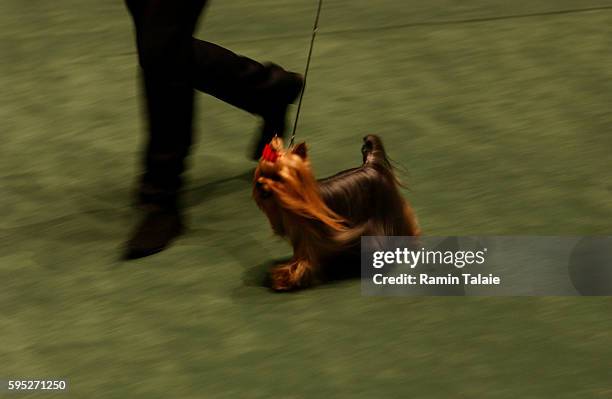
1, 1, 612, 397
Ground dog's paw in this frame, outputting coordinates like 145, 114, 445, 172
270, 265, 296, 292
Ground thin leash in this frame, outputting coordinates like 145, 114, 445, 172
289, 0, 324, 147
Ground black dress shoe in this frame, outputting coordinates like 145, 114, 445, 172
251, 69, 304, 160
123, 207, 184, 260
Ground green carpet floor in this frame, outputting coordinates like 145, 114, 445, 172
1, 1, 612, 397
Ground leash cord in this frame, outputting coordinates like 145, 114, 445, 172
289, 0, 323, 147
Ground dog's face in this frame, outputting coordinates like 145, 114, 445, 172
253, 138, 309, 199
253, 138, 309, 235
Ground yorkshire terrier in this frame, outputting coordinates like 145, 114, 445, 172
253, 135, 420, 291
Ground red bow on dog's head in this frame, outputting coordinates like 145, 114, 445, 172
262, 143, 279, 163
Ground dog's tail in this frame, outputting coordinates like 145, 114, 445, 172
361, 134, 401, 185
361, 135, 390, 165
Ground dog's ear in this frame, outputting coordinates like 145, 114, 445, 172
292, 142, 308, 159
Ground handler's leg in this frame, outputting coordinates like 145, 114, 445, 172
124, 0, 207, 259
189, 39, 303, 159
123, 0, 302, 258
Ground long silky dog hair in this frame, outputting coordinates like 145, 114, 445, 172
253, 135, 420, 291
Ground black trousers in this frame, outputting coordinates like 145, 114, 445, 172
126, 0, 288, 205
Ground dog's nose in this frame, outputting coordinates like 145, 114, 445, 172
256, 181, 272, 198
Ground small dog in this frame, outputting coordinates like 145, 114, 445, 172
253, 135, 420, 291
